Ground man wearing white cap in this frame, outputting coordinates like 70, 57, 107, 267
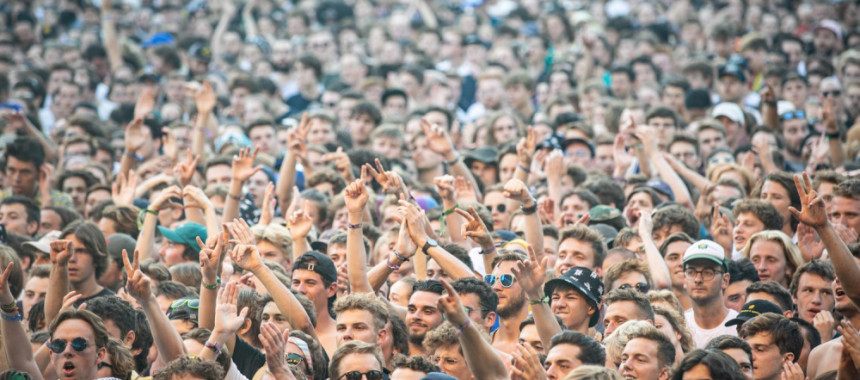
683, 240, 739, 348
711, 102, 747, 149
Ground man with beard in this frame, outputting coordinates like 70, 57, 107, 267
682, 240, 738, 348
405, 280, 445, 356
778, 106, 810, 171
487, 253, 529, 353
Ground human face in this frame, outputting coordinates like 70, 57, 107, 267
725, 279, 752, 312
22, 275, 49, 317
40, 209, 63, 235
336, 309, 382, 346
432, 345, 472, 380
718, 75, 745, 102
85, 190, 111, 218
498, 154, 518, 184
483, 191, 509, 230
624, 192, 655, 226
611, 271, 649, 293
663, 241, 690, 289
681, 364, 713, 380
159, 240, 188, 267
746, 332, 789, 380
51, 319, 106, 380
471, 161, 499, 188
669, 141, 699, 170
722, 348, 754, 380
371, 137, 402, 160
550, 286, 593, 332
560, 195, 591, 227
328, 244, 347, 268
308, 119, 336, 145
491, 261, 526, 318
518, 324, 544, 354
5, 156, 38, 196
733, 213, 766, 251
697, 129, 727, 159
684, 261, 727, 304
647, 116, 677, 148
604, 301, 647, 337
759, 181, 792, 224
654, 314, 681, 354
749, 240, 790, 286
257, 240, 289, 269
0, 203, 35, 236
545, 343, 583, 380
781, 119, 808, 155
492, 116, 519, 143
794, 273, 834, 323
830, 195, 860, 236
459, 292, 493, 332
337, 353, 383, 380
249, 125, 276, 155
555, 238, 597, 275
291, 270, 334, 312
620, 338, 667, 380
260, 301, 292, 333
388, 280, 413, 308
652, 226, 684, 248
349, 114, 377, 146
406, 290, 443, 344
205, 164, 232, 187
66, 234, 97, 287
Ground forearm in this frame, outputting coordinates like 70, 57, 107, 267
761, 104, 778, 130
346, 213, 373, 294
447, 154, 483, 199
521, 204, 544, 264
442, 200, 465, 244
119, 154, 136, 179
292, 236, 310, 260
640, 233, 672, 289
102, 18, 123, 72
460, 324, 509, 380
242, 11, 259, 39
672, 162, 711, 190
252, 265, 318, 339
222, 180, 243, 223
204, 208, 220, 239
427, 246, 474, 279
184, 207, 206, 225
414, 249, 427, 280
142, 295, 187, 361
199, 329, 232, 362
276, 153, 298, 207
529, 302, 563, 349
651, 154, 693, 209
136, 214, 158, 261
1, 317, 43, 379
198, 283, 217, 330
367, 261, 394, 292
635, 147, 653, 177
44, 265, 69, 327
24, 125, 57, 163
818, 223, 860, 304
829, 138, 846, 168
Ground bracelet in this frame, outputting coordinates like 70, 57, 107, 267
347, 222, 362, 229
439, 204, 459, 238
454, 317, 471, 336
125, 151, 144, 162
445, 152, 461, 166
228, 193, 242, 201
518, 163, 531, 173
521, 200, 538, 215
762, 100, 776, 106
441, 204, 459, 216
0, 301, 16, 313
203, 277, 221, 290
1, 312, 21, 322
480, 246, 496, 255
825, 131, 841, 140
393, 250, 409, 262
204, 340, 222, 355
144, 208, 157, 215
386, 257, 401, 270
530, 296, 549, 305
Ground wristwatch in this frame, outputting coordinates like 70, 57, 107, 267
422, 238, 439, 255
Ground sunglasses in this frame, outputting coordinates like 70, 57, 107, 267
780, 110, 806, 121
286, 353, 305, 366
484, 274, 516, 288
98, 362, 113, 370
48, 338, 89, 354
708, 156, 734, 165
486, 204, 507, 213
339, 370, 384, 380
618, 282, 650, 293
170, 299, 200, 309
822, 90, 842, 97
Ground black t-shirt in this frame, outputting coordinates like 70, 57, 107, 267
74, 287, 116, 307
232, 335, 267, 379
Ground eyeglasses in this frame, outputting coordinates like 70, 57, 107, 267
822, 90, 842, 97
708, 157, 734, 165
618, 282, 650, 293
97, 362, 113, 370
780, 110, 806, 121
484, 274, 516, 288
339, 370, 384, 380
48, 338, 90, 354
286, 353, 305, 366
487, 204, 507, 213
684, 267, 721, 281
170, 299, 200, 309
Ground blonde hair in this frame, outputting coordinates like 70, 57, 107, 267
647, 289, 684, 316
707, 163, 755, 194
251, 223, 292, 258
653, 305, 694, 354
563, 365, 623, 380
741, 230, 803, 279
602, 320, 655, 368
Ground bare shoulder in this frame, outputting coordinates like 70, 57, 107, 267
808, 337, 842, 379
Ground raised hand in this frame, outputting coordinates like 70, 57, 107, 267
0, 263, 16, 304
398, 200, 428, 247
759, 85, 776, 104
288, 200, 314, 240
38, 163, 54, 197
111, 170, 137, 206
510, 344, 549, 380
517, 126, 538, 166
813, 310, 836, 342
183, 185, 213, 212
161, 128, 179, 163
822, 97, 839, 135
419, 117, 454, 156
123, 249, 152, 302
437, 279, 468, 327
150, 185, 183, 211
503, 179, 534, 204
225, 218, 256, 245
837, 319, 860, 374
175, 149, 200, 187
453, 176, 477, 203
194, 81, 217, 116
511, 246, 547, 299
258, 322, 293, 378
198, 232, 226, 284
454, 206, 492, 248
214, 282, 250, 335
709, 204, 733, 250
125, 118, 146, 154
344, 170, 369, 214
365, 159, 404, 194
258, 182, 276, 226
294, 113, 311, 142
61, 291, 83, 312
232, 146, 263, 182
395, 219, 417, 260
789, 172, 828, 229
779, 362, 805, 380
50, 240, 73, 265
797, 223, 825, 261
545, 150, 565, 184
322, 147, 354, 181
230, 244, 264, 272
435, 175, 456, 204
134, 87, 156, 120
538, 198, 555, 225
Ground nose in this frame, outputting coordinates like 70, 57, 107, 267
755, 261, 767, 271
812, 292, 822, 304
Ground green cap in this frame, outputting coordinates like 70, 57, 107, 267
589, 205, 622, 222
157, 222, 207, 253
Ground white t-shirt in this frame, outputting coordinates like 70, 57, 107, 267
685, 308, 739, 349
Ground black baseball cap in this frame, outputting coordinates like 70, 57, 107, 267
725, 300, 783, 327
544, 267, 604, 327
291, 251, 337, 285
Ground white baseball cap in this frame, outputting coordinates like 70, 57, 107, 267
711, 103, 745, 127
683, 240, 728, 271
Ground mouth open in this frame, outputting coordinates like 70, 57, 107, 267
62, 361, 75, 377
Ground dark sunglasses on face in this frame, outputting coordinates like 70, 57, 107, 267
822, 90, 842, 97
619, 282, 650, 293
487, 204, 507, 213
484, 274, 516, 288
339, 370, 384, 380
780, 110, 806, 121
48, 338, 89, 354
286, 353, 305, 366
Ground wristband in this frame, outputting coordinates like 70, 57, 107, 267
347, 222, 362, 229
518, 163, 531, 173
393, 250, 409, 262
454, 317, 471, 336
762, 100, 776, 106
203, 277, 221, 290
521, 200, 538, 215
530, 296, 549, 305
439, 204, 459, 238
228, 193, 242, 201
825, 131, 841, 140
204, 340, 222, 355
1, 301, 16, 313
1, 312, 21, 322
125, 151, 144, 162
445, 152, 461, 166
386, 257, 401, 270
480, 246, 496, 255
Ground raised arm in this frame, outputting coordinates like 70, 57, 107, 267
200, 281, 248, 363
512, 246, 562, 349
438, 279, 509, 380
823, 98, 846, 168
184, 185, 220, 238
420, 118, 483, 200
191, 81, 217, 158
368, 220, 417, 291
760, 86, 779, 131
100, 0, 123, 72
135, 186, 182, 260
791, 172, 860, 305
198, 233, 227, 330
0, 262, 44, 379
401, 200, 474, 279
637, 211, 672, 290
44, 240, 72, 328
241, 0, 260, 39
276, 114, 310, 208
435, 175, 465, 243
223, 146, 263, 223
211, 0, 237, 70
455, 206, 496, 274
503, 179, 544, 263
258, 322, 298, 380
638, 125, 693, 210
344, 171, 373, 294
287, 191, 313, 258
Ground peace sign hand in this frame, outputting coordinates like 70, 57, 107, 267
455, 206, 493, 248
198, 232, 227, 284
789, 172, 828, 229
123, 249, 152, 302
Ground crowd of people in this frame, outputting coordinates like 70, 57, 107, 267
0, 0, 860, 379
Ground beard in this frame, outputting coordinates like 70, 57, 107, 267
272, 62, 292, 73
498, 291, 526, 319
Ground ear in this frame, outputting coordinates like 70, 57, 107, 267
96, 346, 107, 364
376, 327, 387, 346
783, 352, 795, 364
594, 266, 603, 277
721, 272, 730, 290
27, 221, 38, 236
658, 367, 670, 380
123, 330, 136, 347
327, 282, 338, 298
238, 318, 252, 335
484, 312, 497, 330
